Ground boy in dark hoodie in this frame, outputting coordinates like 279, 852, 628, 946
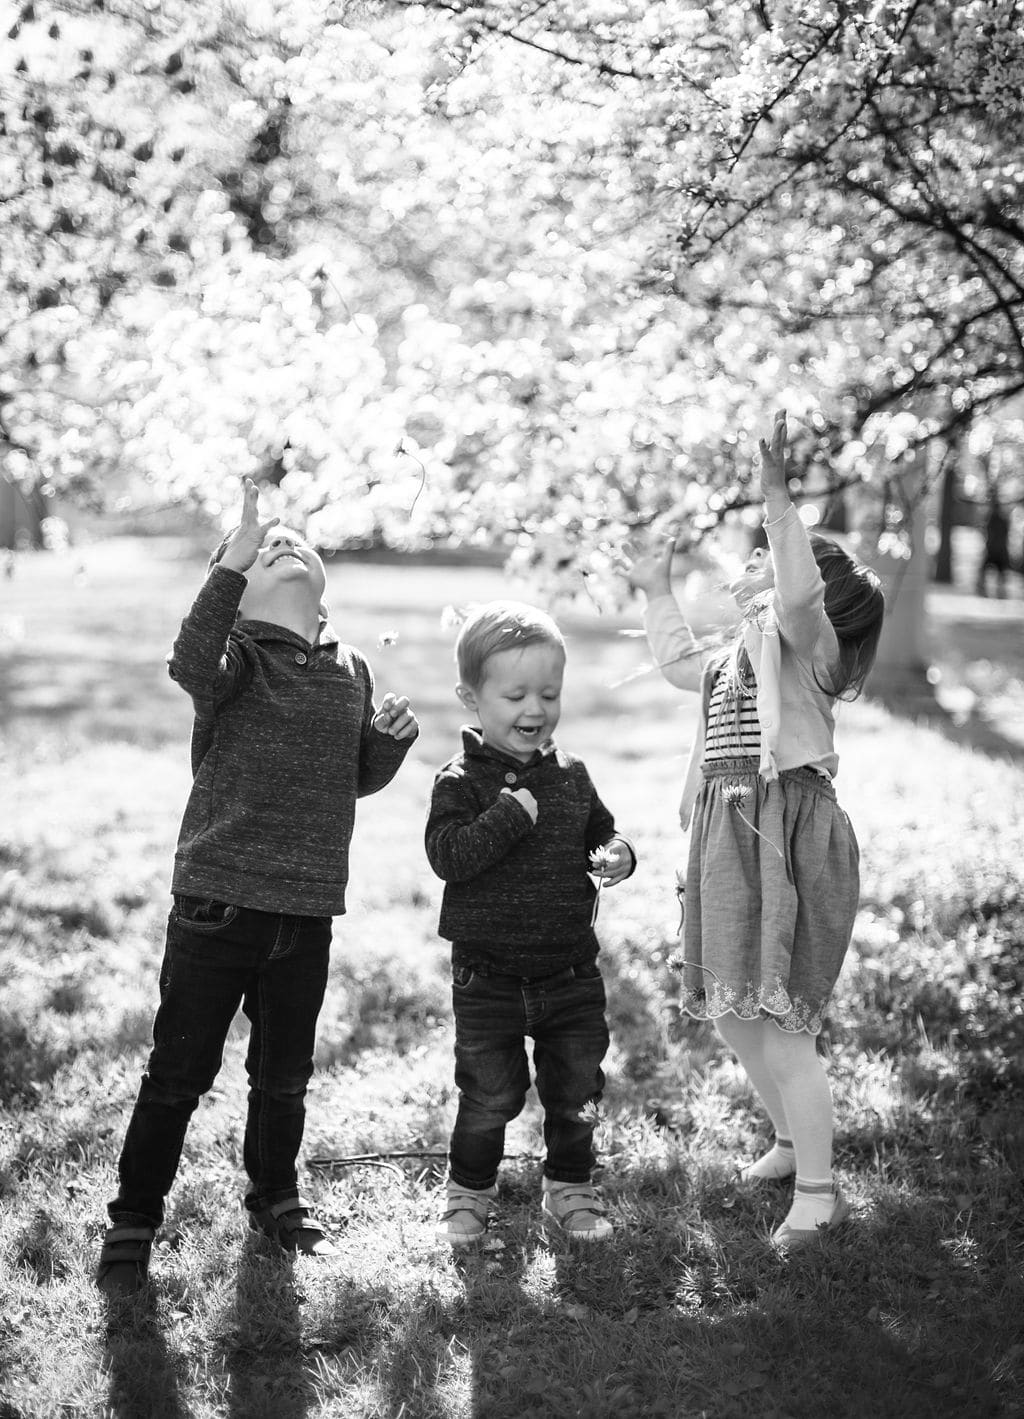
98, 478, 417, 1295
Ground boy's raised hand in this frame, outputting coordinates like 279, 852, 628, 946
373, 692, 418, 741
218, 477, 281, 574
757, 409, 790, 507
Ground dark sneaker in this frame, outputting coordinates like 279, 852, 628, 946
96, 1224, 155, 1297
248, 1197, 336, 1256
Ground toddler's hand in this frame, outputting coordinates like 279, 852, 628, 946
372, 693, 418, 740
622, 537, 676, 599
757, 409, 790, 506
502, 786, 538, 823
590, 838, 633, 887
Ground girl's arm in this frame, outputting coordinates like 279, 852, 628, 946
627, 539, 706, 693
759, 412, 830, 659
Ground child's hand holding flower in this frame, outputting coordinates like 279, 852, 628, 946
588, 840, 633, 927
589, 839, 633, 887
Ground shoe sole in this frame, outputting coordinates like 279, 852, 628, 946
436, 1229, 488, 1247
540, 1210, 613, 1243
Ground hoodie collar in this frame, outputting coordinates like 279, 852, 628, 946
237, 615, 339, 651
460, 724, 557, 768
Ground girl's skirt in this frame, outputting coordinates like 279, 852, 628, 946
679, 756, 860, 1035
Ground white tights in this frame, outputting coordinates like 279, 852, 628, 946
715, 1013, 834, 1182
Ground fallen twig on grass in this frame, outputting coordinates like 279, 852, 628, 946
308, 1149, 544, 1170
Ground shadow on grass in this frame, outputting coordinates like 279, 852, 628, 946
101, 1291, 191, 1419
214, 1234, 317, 1419
372, 1179, 1012, 1419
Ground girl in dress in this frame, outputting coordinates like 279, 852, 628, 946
627, 410, 884, 1249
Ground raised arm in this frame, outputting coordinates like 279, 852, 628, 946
758, 411, 828, 658
627, 538, 706, 693
167, 567, 251, 706
168, 478, 281, 706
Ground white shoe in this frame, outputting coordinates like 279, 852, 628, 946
435, 1183, 497, 1246
541, 1179, 613, 1241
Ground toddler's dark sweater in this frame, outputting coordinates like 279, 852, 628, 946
425, 727, 632, 974
168, 564, 413, 916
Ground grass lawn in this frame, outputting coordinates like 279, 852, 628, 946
1, 539, 1022, 1419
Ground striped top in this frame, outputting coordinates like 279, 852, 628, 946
704, 664, 761, 760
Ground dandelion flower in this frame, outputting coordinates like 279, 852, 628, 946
589, 844, 617, 874
440, 604, 467, 631
588, 844, 617, 925
723, 780, 784, 859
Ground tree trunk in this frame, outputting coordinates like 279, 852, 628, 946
861, 451, 936, 711
933, 438, 958, 585
0, 466, 45, 550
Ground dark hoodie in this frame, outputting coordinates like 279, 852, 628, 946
425, 726, 634, 975
168, 564, 413, 916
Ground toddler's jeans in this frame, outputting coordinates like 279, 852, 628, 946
447, 958, 610, 1190
107, 895, 331, 1231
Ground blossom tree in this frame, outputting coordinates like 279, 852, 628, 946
4, 0, 1022, 650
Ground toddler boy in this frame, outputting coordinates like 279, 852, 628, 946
426, 601, 634, 1244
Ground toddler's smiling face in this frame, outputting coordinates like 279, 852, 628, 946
458, 641, 564, 763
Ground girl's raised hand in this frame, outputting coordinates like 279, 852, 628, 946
219, 478, 281, 574
756, 410, 790, 506
622, 536, 677, 600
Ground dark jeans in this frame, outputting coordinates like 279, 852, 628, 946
108, 896, 331, 1230
448, 960, 610, 1190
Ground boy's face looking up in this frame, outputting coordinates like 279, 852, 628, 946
458, 640, 565, 763
237, 527, 327, 622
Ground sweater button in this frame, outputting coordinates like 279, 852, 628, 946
294, 652, 308, 665
504, 772, 517, 785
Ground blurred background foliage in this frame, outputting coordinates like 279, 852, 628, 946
2, 0, 1024, 608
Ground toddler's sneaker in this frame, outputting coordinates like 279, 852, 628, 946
541, 1178, 612, 1242
435, 1182, 497, 1246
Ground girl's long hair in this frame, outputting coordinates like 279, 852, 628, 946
710, 535, 884, 740
808, 535, 885, 699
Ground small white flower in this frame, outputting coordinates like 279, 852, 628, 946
589, 844, 617, 873
578, 1098, 603, 1126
